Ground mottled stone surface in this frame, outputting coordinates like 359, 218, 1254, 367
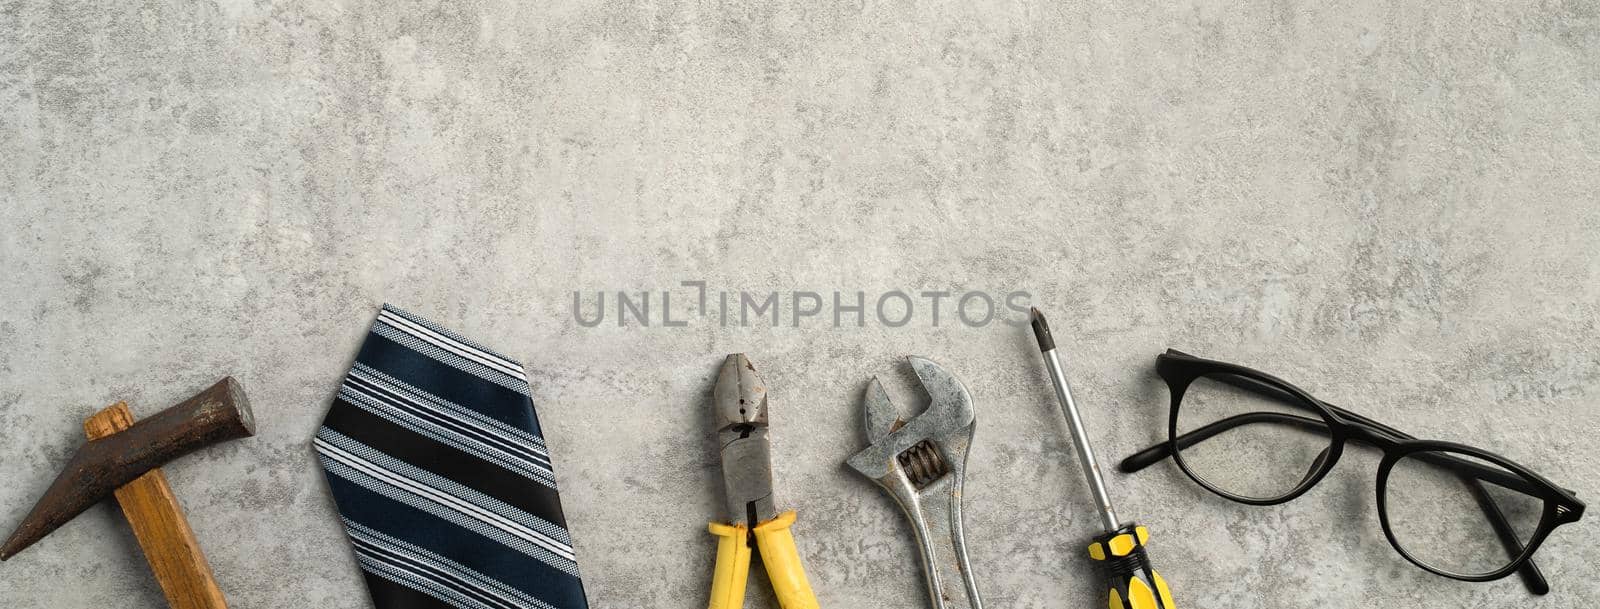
2, 1, 1598, 607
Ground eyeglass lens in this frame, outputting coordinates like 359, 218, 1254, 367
1175, 373, 1334, 501
1384, 450, 1545, 577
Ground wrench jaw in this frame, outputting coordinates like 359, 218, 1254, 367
845, 357, 983, 609
863, 378, 904, 443
907, 356, 974, 423
845, 357, 977, 480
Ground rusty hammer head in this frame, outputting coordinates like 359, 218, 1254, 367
0, 377, 254, 560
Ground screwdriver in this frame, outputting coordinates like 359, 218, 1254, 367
1031, 307, 1176, 609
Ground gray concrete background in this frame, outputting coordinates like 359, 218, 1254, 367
2, 1, 1598, 607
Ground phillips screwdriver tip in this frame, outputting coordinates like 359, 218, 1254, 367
1030, 307, 1055, 352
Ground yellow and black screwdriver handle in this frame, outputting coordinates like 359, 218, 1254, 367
707, 511, 821, 609
1087, 523, 1176, 609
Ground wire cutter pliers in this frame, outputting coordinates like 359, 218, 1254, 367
707, 354, 822, 609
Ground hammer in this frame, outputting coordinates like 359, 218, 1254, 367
1, 377, 254, 608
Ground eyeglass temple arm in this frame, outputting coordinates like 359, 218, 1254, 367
1118, 411, 1325, 472
1473, 477, 1551, 594
1123, 365, 1549, 594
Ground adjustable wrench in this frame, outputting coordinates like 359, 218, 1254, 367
845, 357, 983, 609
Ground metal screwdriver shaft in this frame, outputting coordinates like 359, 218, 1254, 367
1032, 309, 1121, 532
1031, 307, 1176, 609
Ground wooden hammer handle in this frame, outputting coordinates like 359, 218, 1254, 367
85, 403, 229, 609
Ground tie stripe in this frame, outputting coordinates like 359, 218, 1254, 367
338, 370, 556, 483
346, 519, 561, 609
316, 435, 579, 578
349, 362, 548, 451
324, 472, 585, 606
321, 403, 568, 525
333, 386, 554, 484
369, 323, 531, 396
315, 431, 576, 558
376, 308, 527, 380
377, 307, 525, 373
360, 569, 467, 609
356, 555, 513, 609
317, 304, 588, 609
358, 334, 542, 434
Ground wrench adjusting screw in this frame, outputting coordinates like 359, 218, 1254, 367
897, 440, 949, 489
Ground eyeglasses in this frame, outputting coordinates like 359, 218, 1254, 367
1119, 349, 1585, 594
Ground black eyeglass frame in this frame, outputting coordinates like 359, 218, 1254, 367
1119, 349, 1585, 594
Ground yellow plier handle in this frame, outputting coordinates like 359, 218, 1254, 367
753, 512, 820, 609
707, 511, 820, 609
708, 521, 752, 609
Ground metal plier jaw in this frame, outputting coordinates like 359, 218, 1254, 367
716, 353, 778, 526
708, 354, 821, 609
845, 357, 983, 609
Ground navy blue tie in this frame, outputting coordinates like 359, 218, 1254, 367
315, 304, 589, 609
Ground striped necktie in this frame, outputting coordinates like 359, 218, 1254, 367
315, 304, 588, 609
